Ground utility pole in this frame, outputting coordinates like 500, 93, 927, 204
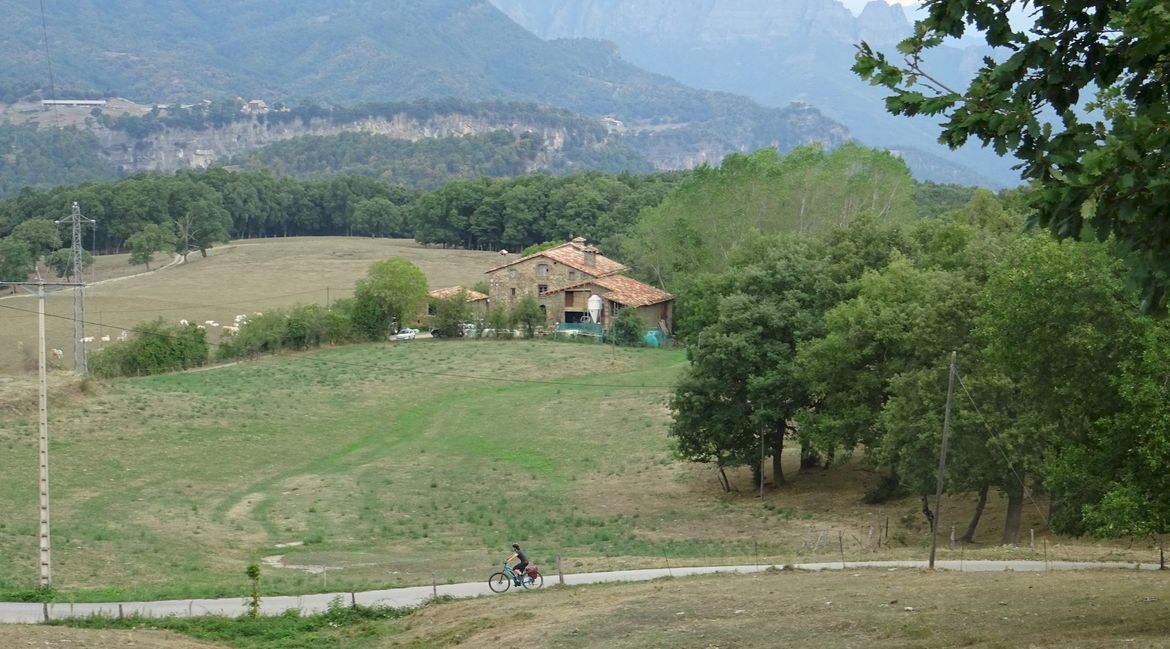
35, 282, 51, 587
2, 281, 78, 588
929, 351, 958, 569
55, 202, 94, 375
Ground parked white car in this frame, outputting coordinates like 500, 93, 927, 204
395, 328, 418, 340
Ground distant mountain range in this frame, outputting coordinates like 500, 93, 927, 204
0, 0, 1014, 187
490, 0, 1019, 188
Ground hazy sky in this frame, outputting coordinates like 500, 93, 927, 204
839, 0, 921, 16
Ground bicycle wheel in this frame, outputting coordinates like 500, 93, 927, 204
522, 573, 544, 589
488, 572, 512, 593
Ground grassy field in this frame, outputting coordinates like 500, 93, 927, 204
13, 568, 1170, 648
0, 237, 501, 374
0, 333, 1161, 603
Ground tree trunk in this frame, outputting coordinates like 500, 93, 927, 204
960, 483, 990, 544
1001, 483, 1025, 546
751, 462, 762, 490
800, 444, 821, 469
716, 465, 731, 493
772, 427, 785, 486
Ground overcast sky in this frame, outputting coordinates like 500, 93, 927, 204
839, 0, 921, 16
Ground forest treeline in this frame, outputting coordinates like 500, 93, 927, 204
0, 165, 690, 280
227, 130, 652, 188
0, 123, 120, 197
0, 144, 975, 285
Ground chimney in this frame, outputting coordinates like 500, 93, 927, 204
583, 245, 597, 268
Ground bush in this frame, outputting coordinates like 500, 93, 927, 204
90, 320, 209, 377
217, 304, 354, 361
609, 307, 646, 347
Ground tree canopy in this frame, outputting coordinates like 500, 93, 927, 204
853, 0, 1170, 310
352, 258, 429, 340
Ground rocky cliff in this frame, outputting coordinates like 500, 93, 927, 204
87, 112, 585, 174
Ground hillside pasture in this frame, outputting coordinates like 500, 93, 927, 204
0, 336, 1161, 603
0, 237, 504, 374
0, 235, 1163, 607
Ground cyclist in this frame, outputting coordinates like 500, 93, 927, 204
505, 543, 529, 586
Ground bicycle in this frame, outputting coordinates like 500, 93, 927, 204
488, 562, 544, 592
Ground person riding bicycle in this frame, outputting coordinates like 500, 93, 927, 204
505, 543, 529, 585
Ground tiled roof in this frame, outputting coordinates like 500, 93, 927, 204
545, 275, 673, 307
485, 240, 626, 277
428, 286, 489, 301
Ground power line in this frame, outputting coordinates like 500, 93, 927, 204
954, 371, 1052, 529
38, 0, 59, 124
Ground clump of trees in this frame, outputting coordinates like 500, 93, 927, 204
620, 143, 916, 293
668, 186, 1169, 544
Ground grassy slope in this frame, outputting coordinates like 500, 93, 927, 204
0, 236, 1162, 607
0, 238, 1167, 647
13, 569, 1170, 648
0, 237, 497, 374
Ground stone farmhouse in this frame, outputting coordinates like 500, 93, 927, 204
484, 238, 673, 334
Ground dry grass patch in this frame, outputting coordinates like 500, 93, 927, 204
0, 237, 502, 374
390, 569, 1170, 649
0, 625, 227, 649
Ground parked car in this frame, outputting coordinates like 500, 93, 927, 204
395, 328, 418, 340
430, 326, 467, 338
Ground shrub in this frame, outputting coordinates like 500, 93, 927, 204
90, 320, 209, 377
609, 307, 646, 347
217, 304, 354, 361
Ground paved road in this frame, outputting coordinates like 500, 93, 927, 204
0, 560, 1162, 624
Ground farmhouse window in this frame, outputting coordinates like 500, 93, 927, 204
538, 284, 549, 297
536, 264, 550, 277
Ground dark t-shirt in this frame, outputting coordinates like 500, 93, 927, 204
514, 548, 529, 564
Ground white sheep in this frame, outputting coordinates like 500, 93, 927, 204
204, 320, 219, 327
117, 330, 129, 341
50, 348, 64, 359
221, 325, 239, 335
80, 336, 94, 343
100, 335, 111, 342
179, 319, 189, 326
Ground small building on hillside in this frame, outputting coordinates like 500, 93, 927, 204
484, 237, 672, 334
241, 99, 270, 114
543, 275, 673, 333
427, 286, 489, 317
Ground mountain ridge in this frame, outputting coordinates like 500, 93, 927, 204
490, 0, 1017, 187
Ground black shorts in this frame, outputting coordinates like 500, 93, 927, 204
513, 561, 529, 576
